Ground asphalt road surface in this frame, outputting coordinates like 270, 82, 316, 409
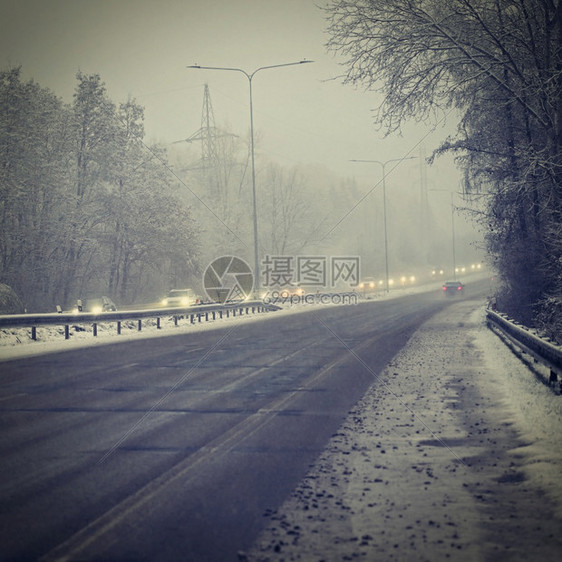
0, 280, 490, 561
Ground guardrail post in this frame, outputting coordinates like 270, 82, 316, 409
31, 326, 36, 341
93, 323, 97, 337
190, 314, 195, 324
174, 316, 178, 326
205, 312, 209, 322
117, 321, 121, 335
138, 319, 142, 331
156, 317, 161, 329
65, 325, 69, 340
212, 311, 216, 320
198, 313, 202, 323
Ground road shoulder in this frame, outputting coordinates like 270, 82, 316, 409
245, 299, 562, 561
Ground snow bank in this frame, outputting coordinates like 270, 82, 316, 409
244, 299, 562, 561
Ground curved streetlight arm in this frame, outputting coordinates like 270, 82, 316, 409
350, 156, 417, 172
187, 60, 313, 81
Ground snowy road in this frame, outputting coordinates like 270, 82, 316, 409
0, 280, 499, 561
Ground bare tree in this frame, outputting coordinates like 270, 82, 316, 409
325, 0, 562, 332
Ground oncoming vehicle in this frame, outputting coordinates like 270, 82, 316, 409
358, 277, 376, 292
161, 288, 198, 307
442, 281, 464, 296
279, 283, 305, 298
74, 296, 117, 314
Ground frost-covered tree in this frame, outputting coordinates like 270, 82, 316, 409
0, 69, 200, 310
325, 0, 562, 331
260, 163, 325, 256
0, 67, 72, 308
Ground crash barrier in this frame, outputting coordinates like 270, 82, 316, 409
486, 309, 562, 390
0, 301, 280, 342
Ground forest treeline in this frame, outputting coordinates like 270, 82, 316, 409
0, 67, 201, 311
325, 0, 562, 340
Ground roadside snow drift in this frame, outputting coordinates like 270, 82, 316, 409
245, 300, 562, 561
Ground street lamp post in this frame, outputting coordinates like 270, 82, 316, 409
187, 61, 313, 297
429, 189, 457, 279
351, 157, 417, 292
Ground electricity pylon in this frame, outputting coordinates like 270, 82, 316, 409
174, 84, 236, 200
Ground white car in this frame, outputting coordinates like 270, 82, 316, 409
161, 289, 198, 307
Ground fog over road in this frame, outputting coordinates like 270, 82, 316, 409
0, 281, 489, 561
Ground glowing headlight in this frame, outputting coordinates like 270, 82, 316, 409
91, 306, 102, 315
161, 298, 168, 306
181, 297, 189, 305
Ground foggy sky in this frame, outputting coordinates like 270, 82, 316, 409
0, 0, 460, 177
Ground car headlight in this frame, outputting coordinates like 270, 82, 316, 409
91, 306, 102, 315
181, 298, 189, 305
161, 298, 168, 306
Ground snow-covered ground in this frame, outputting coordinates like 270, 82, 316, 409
243, 299, 562, 561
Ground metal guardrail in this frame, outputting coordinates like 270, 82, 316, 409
0, 301, 279, 341
486, 309, 562, 388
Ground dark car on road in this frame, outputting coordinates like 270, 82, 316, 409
442, 280, 464, 296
